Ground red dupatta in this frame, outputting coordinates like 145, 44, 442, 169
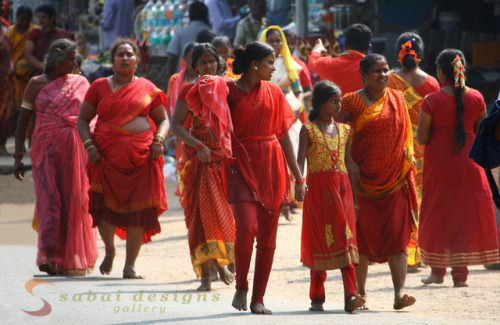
185, 75, 232, 157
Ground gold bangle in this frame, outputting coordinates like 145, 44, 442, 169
85, 145, 95, 151
152, 142, 164, 146
154, 133, 165, 142
83, 139, 93, 146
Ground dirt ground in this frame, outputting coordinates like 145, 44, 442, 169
1, 171, 500, 324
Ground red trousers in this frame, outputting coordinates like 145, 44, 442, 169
310, 264, 358, 303
232, 201, 280, 305
431, 266, 469, 284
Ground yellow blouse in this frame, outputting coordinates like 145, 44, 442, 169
305, 121, 350, 174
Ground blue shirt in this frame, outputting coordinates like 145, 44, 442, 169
204, 0, 240, 40
100, 0, 135, 49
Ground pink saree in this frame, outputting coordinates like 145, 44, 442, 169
30, 74, 98, 275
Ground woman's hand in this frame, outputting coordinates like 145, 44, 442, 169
294, 183, 306, 202
87, 146, 102, 164
197, 144, 211, 163
150, 142, 164, 160
14, 161, 24, 181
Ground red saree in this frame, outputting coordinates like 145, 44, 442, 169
180, 75, 235, 277
87, 77, 168, 243
30, 75, 97, 275
301, 122, 358, 270
342, 88, 418, 262
225, 80, 295, 211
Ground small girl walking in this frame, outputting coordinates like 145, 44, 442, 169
296, 80, 365, 312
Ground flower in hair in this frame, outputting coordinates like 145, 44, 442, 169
398, 40, 419, 65
451, 54, 466, 89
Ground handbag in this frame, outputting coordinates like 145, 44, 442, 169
469, 99, 500, 208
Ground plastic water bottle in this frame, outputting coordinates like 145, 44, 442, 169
146, 0, 156, 29
158, 1, 167, 27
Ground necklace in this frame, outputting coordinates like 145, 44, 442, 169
113, 75, 136, 91
238, 79, 259, 109
315, 119, 341, 170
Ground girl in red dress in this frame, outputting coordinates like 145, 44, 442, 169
297, 80, 364, 312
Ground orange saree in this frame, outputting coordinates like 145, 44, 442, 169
342, 88, 418, 262
87, 78, 168, 243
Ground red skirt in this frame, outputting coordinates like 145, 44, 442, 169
301, 171, 358, 270
356, 187, 411, 263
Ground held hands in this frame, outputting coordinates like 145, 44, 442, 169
312, 39, 328, 56
294, 182, 307, 202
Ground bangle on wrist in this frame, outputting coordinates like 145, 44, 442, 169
195, 143, 205, 151
83, 139, 93, 147
295, 178, 305, 184
153, 141, 164, 146
154, 133, 165, 143
85, 145, 95, 152
13, 152, 24, 160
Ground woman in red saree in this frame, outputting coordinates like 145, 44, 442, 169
78, 38, 169, 279
171, 43, 235, 291
338, 53, 417, 310
297, 81, 364, 313
227, 42, 306, 314
14, 39, 98, 276
387, 32, 440, 272
417, 49, 499, 287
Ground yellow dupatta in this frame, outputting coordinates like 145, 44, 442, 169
259, 25, 299, 83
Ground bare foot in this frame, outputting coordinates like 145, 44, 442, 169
122, 265, 145, 279
345, 294, 366, 313
228, 263, 236, 275
232, 290, 248, 311
210, 262, 219, 281
393, 293, 416, 310
216, 265, 234, 285
309, 301, 324, 311
99, 253, 116, 275
421, 274, 444, 285
453, 282, 469, 288
281, 205, 293, 221
197, 277, 212, 291
250, 302, 272, 314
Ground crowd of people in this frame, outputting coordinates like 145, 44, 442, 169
2, 0, 499, 317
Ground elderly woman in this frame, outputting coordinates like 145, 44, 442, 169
14, 38, 98, 276
338, 53, 417, 310
78, 38, 169, 279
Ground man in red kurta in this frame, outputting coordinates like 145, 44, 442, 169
308, 24, 372, 94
